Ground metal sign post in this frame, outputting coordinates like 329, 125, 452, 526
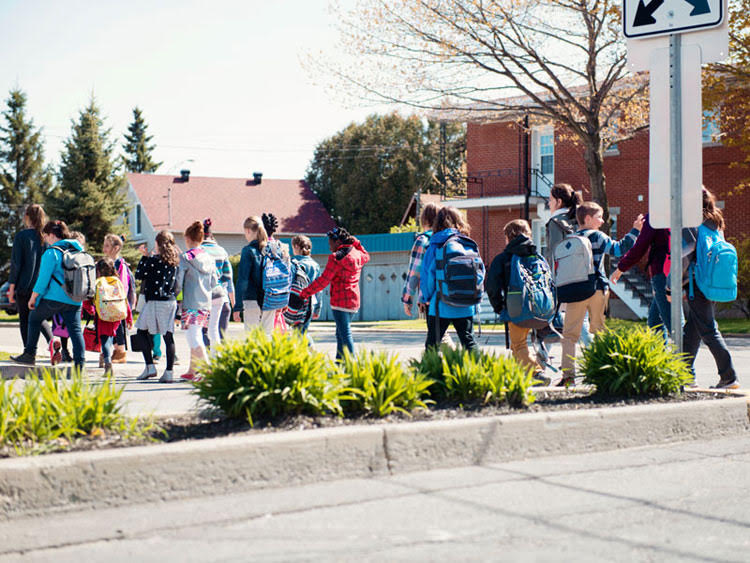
669, 33, 683, 352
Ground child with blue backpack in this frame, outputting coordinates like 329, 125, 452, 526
558, 202, 642, 384
487, 219, 553, 385
284, 235, 321, 336
681, 187, 738, 389
419, 206, 484, 352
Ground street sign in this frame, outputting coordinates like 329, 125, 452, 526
647, 44, 703, 229
623, 0, 724, 38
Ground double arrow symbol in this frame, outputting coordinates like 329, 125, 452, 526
633, 0, 711, 26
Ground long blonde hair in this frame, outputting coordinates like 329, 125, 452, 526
243, 216, 268, 251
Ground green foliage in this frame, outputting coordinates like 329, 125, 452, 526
340, 350, 434, 417
579, 327, 693, 398
727, 236, 750, 318
47, 97, 128, 249
229, 253, 241, 295
0, 369, 151, 454
193, 328, 344, 425
122, 106, 161, 173
306, 112, 465, 233
389, 217, 418, 233
0, 88, 54, 267
412, 346, 536, 408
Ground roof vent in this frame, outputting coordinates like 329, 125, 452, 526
180, 169, 190, 182
253, 172, 263, 184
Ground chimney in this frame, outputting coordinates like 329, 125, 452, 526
253, 172, 263, 184
180, 169, 190, 182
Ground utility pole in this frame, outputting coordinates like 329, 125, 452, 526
440, 121, 447, 198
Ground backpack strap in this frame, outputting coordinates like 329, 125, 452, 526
688, 262, 695, 300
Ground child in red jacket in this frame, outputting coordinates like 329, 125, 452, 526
83, 258, 133, 375
300, 228, 369, 360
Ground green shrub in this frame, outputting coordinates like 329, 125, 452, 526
0, 369, 150, 454
579, 326, 693, 397
411, 346, 535, 408
341, 350, 434, 417
194, 328, 344, 424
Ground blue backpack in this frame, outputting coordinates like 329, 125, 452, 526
501, 254, 556, 329
691, 224, 737, 303
261, 241, 292, 311
435, 234, 485, 308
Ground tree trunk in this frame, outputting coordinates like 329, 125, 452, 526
583, 141, 609, 225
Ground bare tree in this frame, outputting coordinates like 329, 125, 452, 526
323, 0, 648, 219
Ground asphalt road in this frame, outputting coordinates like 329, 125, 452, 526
1, 435, 748, 562
0, 321, 747, 416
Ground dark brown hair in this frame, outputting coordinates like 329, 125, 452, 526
292, 235, 312, 256
96, 257, 117, 277
433, 206, 470, 236
576, 202, 603, 226
156, 230, 180, 267
550, 183, 582, 221
702, 187, 725, 230
420, 202, 440, 230
42, 220, 71, 241
24, 204, 46, 243
504, 219, 531, 241
184, 221, 204, 244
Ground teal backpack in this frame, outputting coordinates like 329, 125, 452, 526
690, 224, 737, 303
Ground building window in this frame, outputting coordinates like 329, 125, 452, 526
135, 204, 142, 235
540, 133, 554, 175
702, 110, 721, 145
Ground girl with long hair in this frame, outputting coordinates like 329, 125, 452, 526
102, 233, 136, 363
134, 230, 181, 382
233, 215, 270, 331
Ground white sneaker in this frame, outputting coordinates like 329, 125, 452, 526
136, 365, 157, 380
159, 370, 174, 383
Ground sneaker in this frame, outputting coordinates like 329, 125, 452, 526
556, 376, 575, 387
11, 352, 35, 366
61, 349, 73, 363
159, 370, 174, 383
136, 365, 157, 380
49, 338, 62, 366
153, 354, 162, 363
179, 372, 195, 382
712, 377, 740, 390
532, 372, 551, 386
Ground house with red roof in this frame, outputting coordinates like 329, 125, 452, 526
125, 171, 336, 255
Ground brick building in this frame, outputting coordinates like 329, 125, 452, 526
444, 112, 748, 317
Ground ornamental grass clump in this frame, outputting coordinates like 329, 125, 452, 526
579, 326, 693, 398
193, 328, 344, 425
0, 369, 151, 454
341, 350, 434, 417
411, 346, 535, 408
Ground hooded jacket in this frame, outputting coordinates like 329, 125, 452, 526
33, 239, 85, 306
234, 240, 263, 311
419, 228, 479, 319
486, 235, 538, 315
9, 228, 46, 293
176, 247, 218, 311
300, 239, 369, 311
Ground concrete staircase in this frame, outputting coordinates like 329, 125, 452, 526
609, 260, 650, 320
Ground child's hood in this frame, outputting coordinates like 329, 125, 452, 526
429, 228, 460, 246
182, 247, 215, 275
505, 235, 537, 257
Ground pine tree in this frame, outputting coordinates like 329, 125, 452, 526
122, 106, 161, 173
48, 98, 127, 248
0, 88, 53, 265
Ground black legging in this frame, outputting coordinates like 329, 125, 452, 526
138, 329, 175, 370
15, 290, 52, 348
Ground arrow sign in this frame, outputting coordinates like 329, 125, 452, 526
624, 0, 723, 38
634, 0, 665, 26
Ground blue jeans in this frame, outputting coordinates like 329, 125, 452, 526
101, 335, 113, 363
332, 309, 355, 360
647, 273, 671, 340
683, 286, 736, 381
26, 299, 85, 368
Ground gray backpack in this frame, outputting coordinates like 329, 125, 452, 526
553, 231, 596, 303
51, 245, 97, 302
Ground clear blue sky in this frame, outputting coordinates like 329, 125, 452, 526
0, 0, 384, 179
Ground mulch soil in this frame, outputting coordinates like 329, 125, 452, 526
0, 390, 731, 458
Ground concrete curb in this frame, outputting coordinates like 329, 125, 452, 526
0, 396, 748, 519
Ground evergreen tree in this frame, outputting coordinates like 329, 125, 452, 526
0, 88, 53, 266
122, 106, 161, 173
48, 98, 127, 248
